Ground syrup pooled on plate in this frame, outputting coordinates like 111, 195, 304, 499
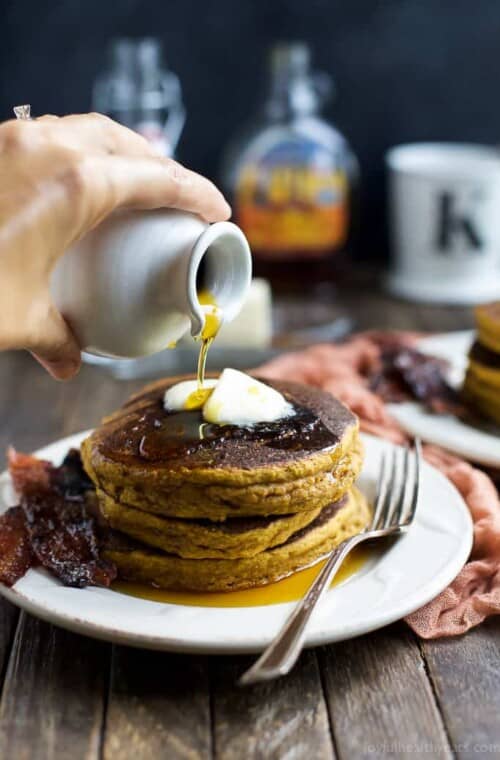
113, 546, 371, 608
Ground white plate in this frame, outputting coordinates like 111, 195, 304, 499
389, 331, 500, 468
0, 430, 472, 653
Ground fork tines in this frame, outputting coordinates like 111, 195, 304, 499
372, 438, 421, 532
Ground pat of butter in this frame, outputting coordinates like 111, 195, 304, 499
215, 279, 272, 348
180, 279, 272, 349
203, 369, 294, 426
164, 379, 218, 411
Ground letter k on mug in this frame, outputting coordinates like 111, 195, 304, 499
386, 143, 500, 304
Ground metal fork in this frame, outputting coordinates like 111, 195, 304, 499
239, 438, 422, 686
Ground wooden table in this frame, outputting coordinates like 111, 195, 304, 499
0, 288, 499, 760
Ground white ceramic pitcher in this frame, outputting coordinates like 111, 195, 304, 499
50, 209, 252, 358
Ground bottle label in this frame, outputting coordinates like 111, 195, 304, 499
235, 136, 349, 259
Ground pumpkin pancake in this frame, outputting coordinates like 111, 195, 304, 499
103, 488, 371, 592
97, 492, 321, 558
475, 302, 500, 353
98, 490, 323, 559
468, 341, 500, 388
462, 305, 500, 425
463, 371, 500, 425
82, 376, 362, 521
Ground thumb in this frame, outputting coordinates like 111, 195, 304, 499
28, 302, 81, 380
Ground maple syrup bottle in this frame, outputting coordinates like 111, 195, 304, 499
221, 43, 359, 292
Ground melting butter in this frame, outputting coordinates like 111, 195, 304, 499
184, 386, 214, 410
164, 379, 217, 412
203, 369, 294, 426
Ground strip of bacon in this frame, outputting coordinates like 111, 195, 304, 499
7, 448, 52, 495
369, 347, 465, 415
2, 449, 116, 588
22, 490, 116, 588
0, 507, 33, 586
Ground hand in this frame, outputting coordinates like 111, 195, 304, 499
0, 113, 231, 379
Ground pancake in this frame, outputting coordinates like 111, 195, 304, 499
82, 376, 362, 520
463, 391, 500, 426
467, 360, 500, 390
98, 489, 323, 559
90, 439, 363, 521
103, 488, 371, 591
475, 302, 500, 353
462, 304, 500, 425
463, 371, 500, 425
468, 341, 500, 388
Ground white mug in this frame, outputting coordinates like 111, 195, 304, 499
386, 143, 500, 304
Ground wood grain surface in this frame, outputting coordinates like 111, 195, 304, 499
0, 289, 496, 760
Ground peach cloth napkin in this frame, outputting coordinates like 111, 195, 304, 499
255, 334, 500, 639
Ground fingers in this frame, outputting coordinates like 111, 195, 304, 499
37, 113, 156, 158
7, 113, 231, 222
84, 154, 231, 223
27, 303, 81, 380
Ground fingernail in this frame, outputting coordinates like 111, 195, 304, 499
32, 354, 81, 380
52, 359, 80, 380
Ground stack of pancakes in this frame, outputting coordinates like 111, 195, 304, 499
81, 377, 369, 592
463, 303, 500, 425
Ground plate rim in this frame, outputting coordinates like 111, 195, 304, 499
0, 430, 474, 654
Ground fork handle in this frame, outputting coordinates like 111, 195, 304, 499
239, 532, 366, 685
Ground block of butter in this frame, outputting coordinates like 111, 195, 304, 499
182, 278, 273, 349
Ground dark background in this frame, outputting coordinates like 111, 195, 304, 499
1, 0, 500, 259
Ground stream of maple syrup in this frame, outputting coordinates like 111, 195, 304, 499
112, 546, 371, 608
196, 289, 221, 386
174, 289, 222, 411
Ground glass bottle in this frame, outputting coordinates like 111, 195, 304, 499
93, 38, 185, 157
221, 42, 359, 290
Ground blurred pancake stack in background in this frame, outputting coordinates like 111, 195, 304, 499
463, 303, 500, 425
